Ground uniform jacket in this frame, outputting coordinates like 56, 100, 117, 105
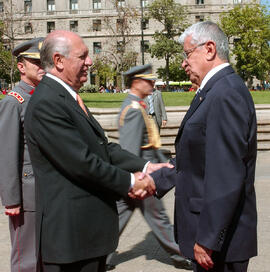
145, 89, 167, 128
151, 66, 257, 262
119, 93, 164, 162
24, 75, 146, 263
0, 80, 35, 211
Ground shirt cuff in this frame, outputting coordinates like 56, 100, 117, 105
130, 162, 150, 189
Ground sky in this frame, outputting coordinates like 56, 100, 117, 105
261, 0, 270, 10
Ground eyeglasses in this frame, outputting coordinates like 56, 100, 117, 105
182, 42, 206, 60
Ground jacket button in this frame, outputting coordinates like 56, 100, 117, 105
24, 173, 27, 177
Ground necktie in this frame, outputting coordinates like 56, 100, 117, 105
77, 94, 88, 116
148, 95, 154, 114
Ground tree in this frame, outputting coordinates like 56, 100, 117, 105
0, 0, 34, 86
220, 3, 270, 86
156, 55, 189, 82
0, 20, 19, 87
98, 0, 139, 89
147, 0, 188, 89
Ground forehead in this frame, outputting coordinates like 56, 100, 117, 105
70, 37, 88, 54
183, 35, 194, 50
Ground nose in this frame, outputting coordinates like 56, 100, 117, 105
181, 59, 187, 69
85, 56, 92, 67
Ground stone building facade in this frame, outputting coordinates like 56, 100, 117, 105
0, 0, 256, 87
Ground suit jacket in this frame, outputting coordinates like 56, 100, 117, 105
0, 80, 35, 211
151, 66, 257, 262
24, 75, 146, 263
145, 90, 167, 128
119, 93, 164, 162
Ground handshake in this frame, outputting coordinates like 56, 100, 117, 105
129, 162, 174, 199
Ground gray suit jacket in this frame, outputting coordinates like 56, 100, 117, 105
145, 90, 167, 128
0, 80, 35, 211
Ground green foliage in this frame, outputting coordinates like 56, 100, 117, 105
79, 84, 98, 93
147, 0, 188, 85
91, 57, 117, 86
0, 20, 19, 85
220, 3, 270, 84
157, 55, 189, 81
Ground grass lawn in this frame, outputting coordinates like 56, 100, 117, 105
1, 91, 269, 107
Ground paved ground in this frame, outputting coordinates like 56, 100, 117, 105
0, 151, 269, 272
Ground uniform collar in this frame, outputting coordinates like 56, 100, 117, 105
19, 80, 35, 95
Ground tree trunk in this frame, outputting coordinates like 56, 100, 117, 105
165, 56, 170, 92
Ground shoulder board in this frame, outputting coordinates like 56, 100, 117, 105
8, 91, 25, 104
131, 100, 141, 109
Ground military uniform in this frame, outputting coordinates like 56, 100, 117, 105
106, 65, 192, 270
0, 38, 43, 272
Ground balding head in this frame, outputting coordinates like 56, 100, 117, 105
40, 30, 92, 91
41, 30, 83, 72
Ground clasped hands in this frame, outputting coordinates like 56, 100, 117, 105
129, 162, 174, 199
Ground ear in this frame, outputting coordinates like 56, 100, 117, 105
17, 61, 25, 74
53, 53, 64, 71
205, 41, 216, 61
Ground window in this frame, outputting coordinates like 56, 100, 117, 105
233, 0, 242, 3
141, 40, 150, 53
25, 22, 33, 33
195, 15, 204, 22
93, 0, 101, 10
196, 0, 204, 4
141, 0, 148, 8
117, 41, 124, 53
24, 0, 32, 13
70, 0, 78, 11
70, 21, 78, 32
47, 0, 55, 11
47, 21, 55, 33
117, 0, 125, 8
142, 18, 149, 30
0, 2, 4, 13
93, 19, 101, 31
93, 42, 102, 54
116, 19, 124, 32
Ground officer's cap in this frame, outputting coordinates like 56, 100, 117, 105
12, 37, 44, 60
124, 64, 157, 81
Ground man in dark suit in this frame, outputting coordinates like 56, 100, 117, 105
106, 64, 192, 271
24, 30, 171, 272
149, 21, 257, 272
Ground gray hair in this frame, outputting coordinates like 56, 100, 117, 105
40, 35, 71, 72
179, 21, 229, 61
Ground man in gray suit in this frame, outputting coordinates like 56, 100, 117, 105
0, 38, 44, 272
105, 64, 192, 271
145, 88, 167, 132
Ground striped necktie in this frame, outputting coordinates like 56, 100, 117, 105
148, 95, 154, 114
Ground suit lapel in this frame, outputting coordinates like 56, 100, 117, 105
65, 94, 106, 139
43, 76, 106, 140
175, 89, 206, 143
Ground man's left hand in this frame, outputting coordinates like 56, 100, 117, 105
162, 120, 167, 127
194, 243, 214, 270
146, 162, 174, 174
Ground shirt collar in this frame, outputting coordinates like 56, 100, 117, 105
198, 63, 230, 92
46, 73, 77, 101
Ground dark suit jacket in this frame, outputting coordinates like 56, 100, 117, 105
151, 66, 257, 262
24, 75, 146, 264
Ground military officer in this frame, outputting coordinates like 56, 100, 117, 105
105, 64, 192, 271
0, 37, 45, 272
